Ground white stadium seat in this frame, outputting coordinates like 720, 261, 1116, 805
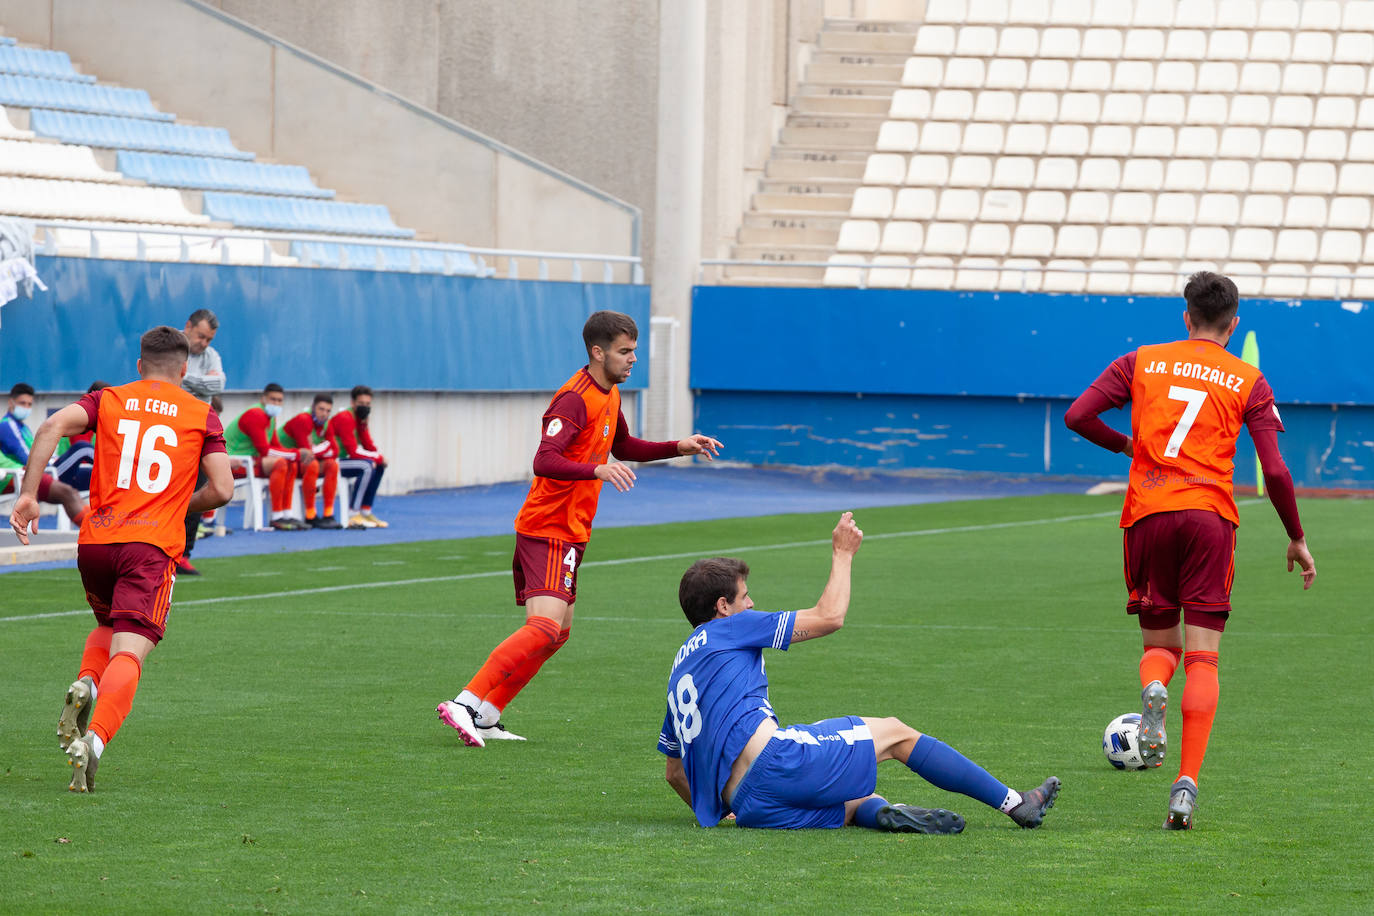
1314, 98, 1357, 130
992, 156, 1035, 188
894, 188, 937, 220
1155, 62, 1196, 94
1318, 230, 1363, 263
956, 257, 1000, 290
880, 221, 923, 254
932, 90, 975, 121
1223, 261, 1264, 295
1348, 131, 1374, 161
1082, 28, 1123, 58
1065, 191, 1109, 223
1043, 259, 1088, 292
1010, 223, 1055, 257
1300, 1, 1341, 30
1033, 158, 1077, 189
1121, 159, 1165, 191
1228, 95, 1269, 127
1344, 0, 1374, 29
910, 256, 956, 290
967, 0, 1011, 24
1304, 129, 1348, 161
865, 256, 912, 290
917, 122, 961, 154
876, 121, 919, 152
1309, 266, 1353, 300
1359, 99, 1374, 129
1261, 128, 1304, 160
1132, 262, 1180, 295
1134, 126, 1176, 157
1027, 60, 1071, 91
1015, 92, 1059, 124
1153, 192, 1197, 225
889, 90, 932, 120
1338, 163, 1374, 195
1238, 63, 1281, 94
1197, 193, 1241, 225
1185, 93, 1228, 125
1164, 159, 1208, 191
1143, 226, 1186, 259
1113, 61, 1154, 93
1049, 0, 1093, 26
1110, 191, 1155, 223
1091, 0, 1133, 27
1078, 158, 1120, 190
822, 255, 866, 287
1248, 31, 1291, 61
1099, 225, 1143, 258
1216, 0, 1259, 28
1100, 93, 1144, 125
1263, 263, 1307, 299
955, 27, 999, 57
1122, 30, 1165, 59
973, 91, 1017, 121
1132, 0, 1175, 28
1219, 127, 1261, 159
1144, 94, 1186, 125
1005, 123, 1049, 155
1291, 31, 1334, 62
998, 257, 1043, 291
1334, 33, 1374, 64
967, 223, 1012, 256
1284, 196, 1327, 228
1294, 163, 1337, 195
997, 27, 1039, 57
924, 222, 969, 256
850, 187, 894, 219
1175, 0, 1217, 28
1087, 260, 1131, 294
949, 155, 994, 187
836, 220, 880, 252
1024, 191, 1067, 222
1196, 62, 1239, 94
1282, 63, 1324, 95
902, 58, 943, 88
1165, 30, 1208, 59
1258, 0, 1299, 29
1047, 124, 1089, 156
937, 189, 981, 221
1206, 31, 1248, 61
985, 59, 1028, 90
1240, 195, 1284, 225
1232, 227, 1274, 261
1251, 161, 1294, 193
1089, 125, 1133, 157
1058, 92, 1101, 124
906, 155, 950, 187
1207, 159, 1249, 192
863, 154, 907, 185
915, 26, 957, 56
1039, 27, 1080, 58
1069, 61, 1112, 93
943, 59, 986, 89
1055, 225, 1099, 257
1329, 197, 1372, 229
979, 190, 1023, 221
924, 0, 967, 23
1187, 227, 1231, 260
961, 124, 1003, 155
1325, 66, 1365, 96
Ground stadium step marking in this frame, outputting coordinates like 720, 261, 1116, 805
0, 503, 1265, 625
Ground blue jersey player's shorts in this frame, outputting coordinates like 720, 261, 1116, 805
730, 716, 878, 829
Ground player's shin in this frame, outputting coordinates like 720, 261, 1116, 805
1177, 651, 1220, 785
906, 735, 1020, 812
462, 616, 561, 700
1140, 646, 1182, 688
87, 651, 143, 749
78, 625, 113, 683
301, 462, 320, 518
482, 628, 571, 714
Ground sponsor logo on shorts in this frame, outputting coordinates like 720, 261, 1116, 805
563, 573, 573, 589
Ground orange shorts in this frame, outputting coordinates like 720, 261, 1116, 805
512, 534, 586, 606
77, 542, 178, 644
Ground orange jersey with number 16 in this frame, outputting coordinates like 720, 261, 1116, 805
79, 380, 226, 559
1123, 339, 1266, 529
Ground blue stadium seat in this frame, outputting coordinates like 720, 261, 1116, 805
203, 192, 413, 237
289, 241, 485, 275
0, 37, 15, 46
0, 73, 172, 120
116, 152, 334, 198
0, 45, 95, 82
29, 109, 253, 158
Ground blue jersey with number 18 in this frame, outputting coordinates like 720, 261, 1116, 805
657, 609, 796, 827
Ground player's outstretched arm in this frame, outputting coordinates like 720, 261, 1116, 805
791, 512, 864, 643
1252, 427, 1313, 589
9, 404, 89, 544
189, 451, 235, 513
664, 757, 692, 810
676, 434, 722, 460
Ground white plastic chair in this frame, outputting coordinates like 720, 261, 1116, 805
924, 0, 967, 23
1043, 260, 1088, 293
1132, 262, 1181, 295
863, 154, 907, 185
1082, 27, 1123, 57
889, 90, 932, 120
1294, 163, 1337, 196
1065, 191, 1109, 223
1175, 0, 1217, 28
1223, 262, 1264, 295
1078, 158, 1120, 190
1143, 94, 1186, 125
1098, 225, 1143, 259
943, 59, 986, 89
1122, 30, 1164, 59
1049, 0, 1092, 25
1186, 227, 1230, 260
1263, 264, 1307, 299
1112, 61, 1154, 93
1219, 127, 1260, 159
955, 26, 999, 57
991, 157, 1035, 188
924, 222, 969, 256
1338, 163, 1374, 195
967, 0, 1010, 23
967, 223, 1012, 256
1110, 192, 1155, 223
1196, 193, 1241, 226
960, 124, 1003, 155
876, 121, 919, 153
910, 256, 956, 290
1251, 161, 1294, 194
893, 188, 937, 220
1166, 30, 1207, 59
1153, 192, 1197, 225
936, 188, 981, 221
997, 258, 1043, 291
973, 90, 1016, 122
1010, 223, 1055, 257
997, 27, 1039, 57
1318, 231, 1362, 263
1046, 124, 1089, 156
906, 155, 950, 187
1304, 129, 1347, 162
1087, 260, 1131, 294
985, 59, 1028, 90
1069, 60, 1111, 92
1134, 126, 1176, 158
1207, 160, 1249, 192
979, 189, 1024, 221
1314, 98, 1356, 130
901, 58, 944, 88
1292, 31, 1334, 62
1328, 197, 1371, 230
1004, 123, 1048, 156
1055, 225, 1099, 258
1248, 31, 1291, 61
1122, 160, 1166, 191
1039, 27, 1080, 58
1026, 59, 1070, 91
1015, 92, 1059, 124
823, 255, 867, 287
1274, 229, 1318, 262
1058, 92, 1100, 124
1008, 0, 1051, 22
1163, 159, 1207, 192
1240, 195, 1284, 226
866, 256, 912, 289
879, 222, 924, 254
836, 220, 880, 252
955, 257, 1000, 290
915, 26, 958, 56
1183, 94, 1226, 126
949, 155, 993, 186
1088, 125, 1133, 157
1231, 228, 1275, 260
932, 90, 974, 121
1206, 31, 1248, 62
1238, 63, 1281, 94
850, 188, 894, 219
916, 122, 961, 154
1033, 158, 1077, 190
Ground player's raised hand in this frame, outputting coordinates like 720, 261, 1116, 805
678, 434, 723, 461
9, 494, 41, 545
1286, 537, 1316, 590
595, 462, 637, 492
832, 511, 863, 555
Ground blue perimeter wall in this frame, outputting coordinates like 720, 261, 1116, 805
2, 257, 651, 392
691, 286, 1374, 489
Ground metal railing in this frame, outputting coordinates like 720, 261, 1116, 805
699, 258, 1372, 298
33, 220, 644, 283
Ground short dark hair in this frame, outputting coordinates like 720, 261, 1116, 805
86, 380, 109, 393
312, 393, 334, 407
1183, 271, 1239, 331
263, 383, 285, 397
139, 326, 190, 374
582, 310, 638, 354
678, 558, 750, 627
351, 385, 373, 400
9, 382, 34, 399
186, 308, 218, 331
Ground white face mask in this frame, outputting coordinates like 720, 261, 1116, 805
11, 405, 31, 421
263, 403, 283, 419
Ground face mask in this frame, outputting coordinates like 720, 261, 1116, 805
11, 406, 31, 421
313, 415, 327, 429
354, 405, 371, 422
263, 403, 283, 419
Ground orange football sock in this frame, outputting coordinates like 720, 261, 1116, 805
88, 651, 143, 746
301, 461, 320, 519
321, 460, 338, 516
464, 616, 561, 699
77, 625, 113, 684
269, 461, 294, 512
1140, 646, 1183, 688
484, 628, 571, 710
1177, 651, 1220, 786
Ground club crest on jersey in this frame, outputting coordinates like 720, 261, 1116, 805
563, 572, 573, 589
602, 423, 610, 438
545, 418, 563, 437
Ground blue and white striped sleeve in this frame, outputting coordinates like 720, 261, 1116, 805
0, 418, 29, 464
657, 704, 681, 758
724, 609, 795, 652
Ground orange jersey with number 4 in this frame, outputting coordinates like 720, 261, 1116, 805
1123, 339, 1270, 528
78, 380, 226, 558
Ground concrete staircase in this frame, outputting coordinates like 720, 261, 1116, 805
722, 19, 915, 286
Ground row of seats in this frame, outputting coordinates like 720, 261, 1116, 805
117, 151, 333, 198
1, 106, 33, 138
922, 0, 1370, 30
890, 86, 1374, 129
912, 25, 1373, 63
0, 36, 14, 46
201, 193, 414, 238
0, 44, 92, 82
30, 109, 251, 159
39, 225, 298, 266
0, 73, 171, 120
874, 120, 1374, 158
836, 219, 1374, 263
903, 56, 1374, 95
290, 241, 486, 275
851, 186, 1374, 229
0, 176, 209, 224
0, 137, 120, 182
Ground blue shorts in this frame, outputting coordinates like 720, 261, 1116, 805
730, 716, 878, 829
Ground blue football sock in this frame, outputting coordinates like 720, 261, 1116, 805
907, 734, 1012, 810
853, 795, 889, 830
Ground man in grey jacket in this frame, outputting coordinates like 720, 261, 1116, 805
178, 309, 226, 573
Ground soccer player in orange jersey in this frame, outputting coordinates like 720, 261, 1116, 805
9, 326, 234, 792
437, 310, 722, 746
1065, 271, 1316, 829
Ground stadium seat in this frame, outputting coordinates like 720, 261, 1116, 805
1206, 32, 1248, 62
865, 255, 912, 289
1251, 161, 1294, 194
200, 193, 413, 237
1175, 0, 1218, 28
1131, 262, 1180, 295
1263, 263, 1307, 298
1207, 159, 1249, 192
1113, 62, 1154, 93
916, 122, 961, 154
1261, 128, 1303, 160
967, 223, 1012, 255
30, 109, 252, 159
955, 27, 999, 57
1143, 226, 1186, 259
1344, 0, 1374, 29
1089, 125, 1132, 158
879, 221, 924, 254
0, 174, 209, 224
1184, 94, 1227, 125
1098, 225, 1143, 259
1110, 191, 1154, 223
1239, 195, 1283, 226
1353, 267, 1374, 301
1304, 128, 1347, 161
1308, 265, 1353, 299
1153, 192, 1197, 225
967, 0, 1010, 24
1328, 197, 1372, 229
985, 59, 1028, 90
0, 104, 31, 138
1054, 225, 1098, 258
1334, 32, 1374, 64
948, 155, 993, 187
1008, 0, 1052, 23
1099, 93, 1144, 125
888, 90, 932, 120
1049, 0, 1093, 25
1033, 158, 1076, 189
997, 257, 1042, 291
936, 188, 980, 221
0, 73, 172, 121
850, 187, 894, 219
1086, 260, 1131, 293
1227, 96, 1269, 128
979, 189, 1023, 221
1325, 65, 1365, 96
1219, 127, 1260, 159
991, 156, 1035, 188
1230, 228, 1275, 260
1134, 126, 1176, 157
290, 241, 484, 276
1348, 131, 1374, 162
116, 152, 333, 197
1280, 64, 1323, 97
863, 154, 906, 185
973, 90, 1016, 122
909, 256, 955, 290
836, 220, 880, 252
822, 254, 867, 287
1046, 124, 1089, 156
915, 26, 958, 56
1057, 92, 1100, 124
1248, 31, 1291, 61
931, 89, 974, 121
1165, 30, 1207, 60
1294, 163, 1336, 195
1069, 61, 1111, 93
1043, 259, 1088, 292
876, 121, 919, 152
997, 27, 1039, 57
1004, 123, 1048, 156
0, 137, 118, 182
1318, 230, 1362, 263
960, 124, 1002, 155
1143, 94, 1186, 126
893, 188, 937, 220
924, 222, 969, 255
1091, 0, 1133, 26
1014, 92, 1058, 124
943, 59, 985, 89
1223, 261, 1264, 294
1196, 61, 1240, 94
1196, 193, 1241, 226
1216, 0, 1259, 28
1065, 191, 1108, 223
1314, 97, 1356, 130
1338, 163, 1374, 195
1155, 62, 1196, 93
1187, 227, 1230, 260
0, 45, 94, 82
1163, 159, 1207, 192
1121, 159, 1164, 191
955, 256, 1000, 290
1122, 30, 1165, 59
1292, 32, 1335, 62
1176, 126, 1218, 158
1078, 158, 1120, 190
1275, 228, 1318, 262
906, 155, 949, 186
1238, 63, 1281, 94
901, 58, 943, 88
924, 0, 967, 23
1039, 27, 1080, 58
1359, 99, 1374, 129
1010, 223, 1055, 257
1026, 60, 1070, 91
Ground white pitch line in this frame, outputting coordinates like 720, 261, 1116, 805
0, 509, 1118, 624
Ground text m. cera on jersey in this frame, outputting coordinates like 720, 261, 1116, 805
123, 397, 181, 417
1140, 360, 1246, 393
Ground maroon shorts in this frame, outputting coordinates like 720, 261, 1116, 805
77, 542, 178, 644
512, 534, 586, 606
1123, 509, 1236, 633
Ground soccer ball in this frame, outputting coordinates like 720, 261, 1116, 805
1102, 712, 1160, 770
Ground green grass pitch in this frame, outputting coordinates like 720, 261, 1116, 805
2, 493, 1371, 913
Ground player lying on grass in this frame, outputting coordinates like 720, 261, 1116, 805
657, 512, 1059, 832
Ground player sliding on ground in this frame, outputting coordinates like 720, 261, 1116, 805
657, 512, 1059, 832
438, 310, 722, 745
8, 326, 234, 792
1066, 270, 1316, 829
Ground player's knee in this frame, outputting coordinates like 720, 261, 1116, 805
882, 716, 920, 742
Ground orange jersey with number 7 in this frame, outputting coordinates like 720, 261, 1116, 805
76, 380, 227, 558
1121, 339, 1281, 528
